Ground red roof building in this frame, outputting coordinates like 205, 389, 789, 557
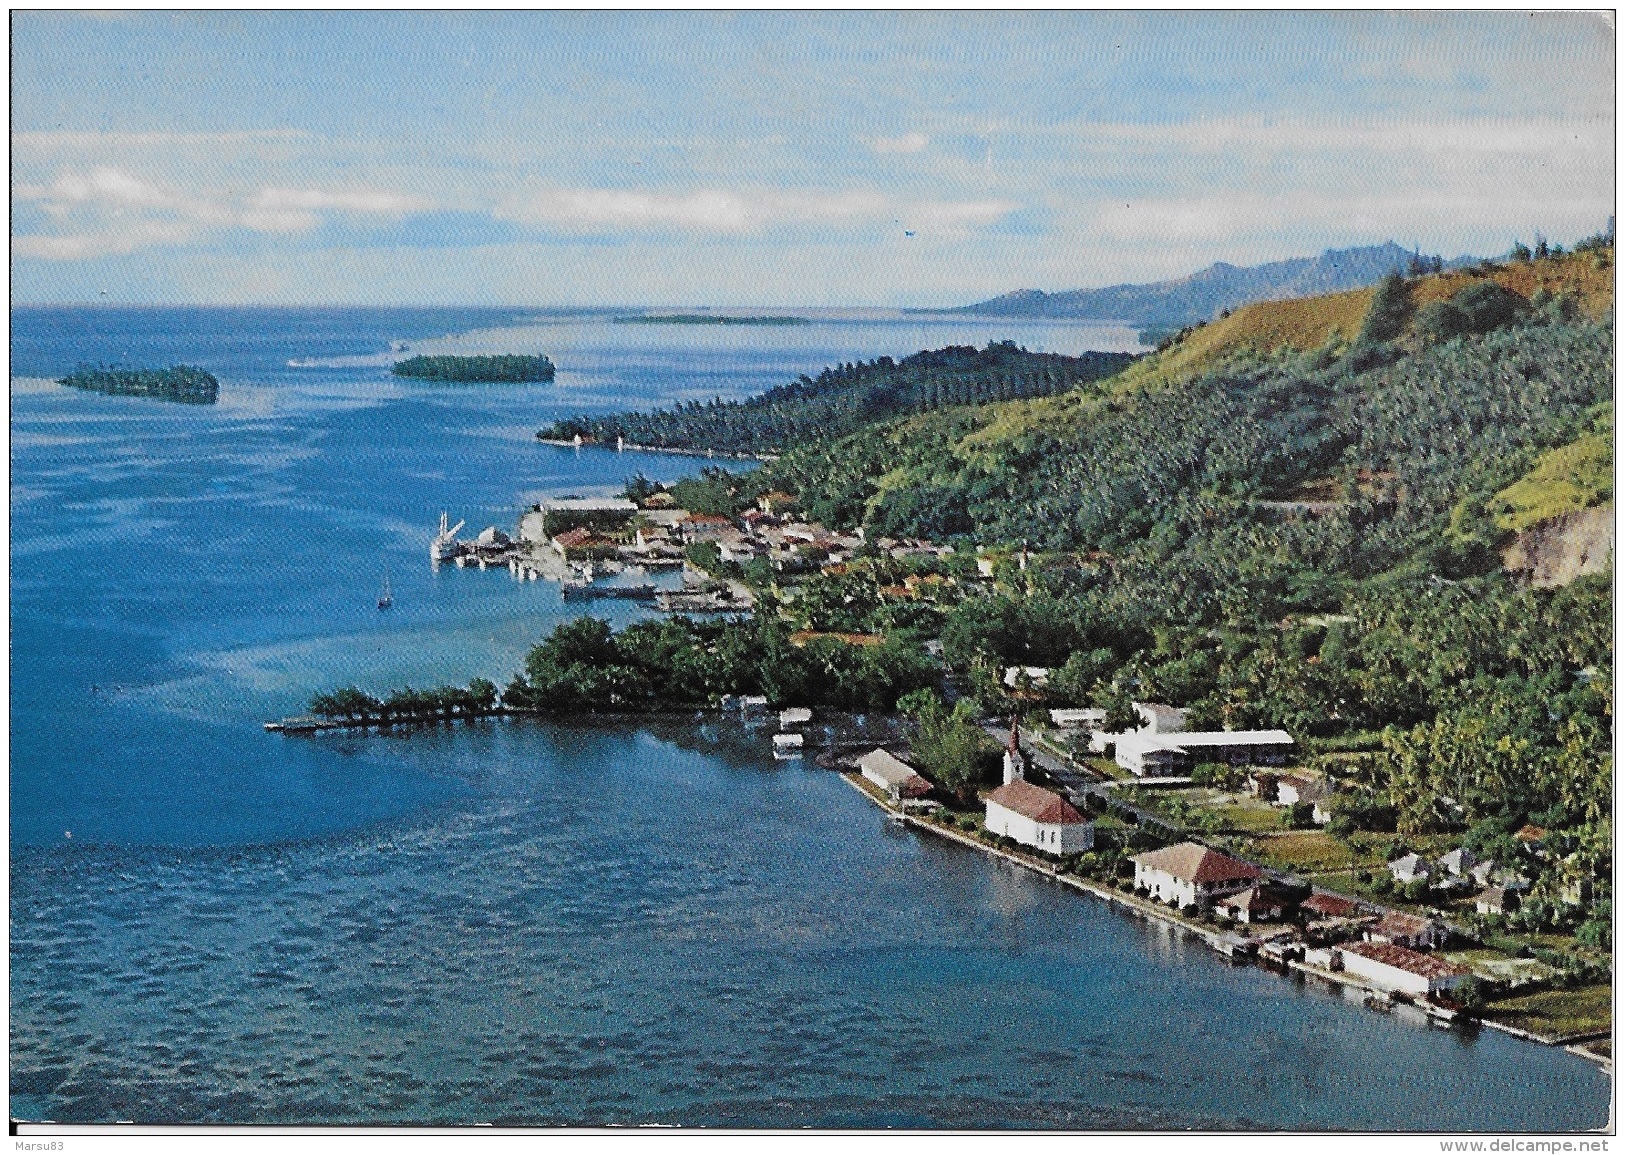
1301, 892, 1362, 920
984, 779, 1094, 855
1132, 842, 1264, 909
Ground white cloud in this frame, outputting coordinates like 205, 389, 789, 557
867, 132, 930, 154
14, 167, 438, 258
13, 221, 197, 260
495, 186, 1014, 236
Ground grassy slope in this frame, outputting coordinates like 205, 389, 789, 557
798, 247, 1614, 518
1492, 425, 1613, 531
942, 248, 1613, 467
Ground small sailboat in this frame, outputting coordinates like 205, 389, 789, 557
377, 567, 393, 610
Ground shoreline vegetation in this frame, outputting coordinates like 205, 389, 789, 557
58, 364, 218, 404
613, 313, 809, 326
299, 233, 1613, 1058
392, 353, 555, 382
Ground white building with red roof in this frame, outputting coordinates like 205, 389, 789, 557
1132, 842, 1263, 909
858, 749, 933, 806
1338, 940, 1470, 998
984, 779, 1094, 855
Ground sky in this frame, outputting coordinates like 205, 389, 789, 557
11, 11, 1616, 306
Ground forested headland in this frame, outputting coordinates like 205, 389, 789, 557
537, 342, 1138, 455
392, 354, 555, 382
59, 364, 219, 404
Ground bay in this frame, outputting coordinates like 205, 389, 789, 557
8, 306, 1608, 1128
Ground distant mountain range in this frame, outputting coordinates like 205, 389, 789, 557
951, 242, 1474, 332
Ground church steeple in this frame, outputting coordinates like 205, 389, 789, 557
1002, 716, 1025, 785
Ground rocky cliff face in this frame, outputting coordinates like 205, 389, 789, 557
1502, 505, 1614, 588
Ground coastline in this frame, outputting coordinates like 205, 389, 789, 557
536, 437, 779, 462
836, 772, 1613, 1069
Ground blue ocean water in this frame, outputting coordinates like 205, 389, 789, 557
9, 306, 1609, 1128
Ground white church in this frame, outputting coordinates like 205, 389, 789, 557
983, 720, 1094, 854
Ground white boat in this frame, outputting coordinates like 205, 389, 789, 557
430, 511, 466, 563
377, 567, 393, 610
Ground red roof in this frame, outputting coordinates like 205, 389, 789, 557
1302, 892, 1361, 919
683, 513, 734, 526
986, 779, 1086, 824
1344, 940, 1468, 980
1219, 885, 1282, 913
1370, 911, 1435, 939
1132, 842, 1264, 885
553, 526, 598, 547
897, 775, 933, 799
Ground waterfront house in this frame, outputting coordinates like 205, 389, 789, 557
718, 533, 763, 564
533, 496, 638, 537
1475, 886, 1520, 915
1132, 842, 1263, 910
772, 733, 804, 759
1387, 853, 1431, 885
1365, 911, 1450, 951
779, 707, 813, 728
1337, 941, 1470, 999
551, 526, 619, 561
858, 749, 934, 806
1217, 884, 1291, 924
983, 778, 1094, 855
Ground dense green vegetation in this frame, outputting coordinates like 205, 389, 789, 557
59, 364, 218, 404
500, 613, 938, 712
538, 342, 1138, 455
392, 354, 555, 382
653, 265, 1612, 930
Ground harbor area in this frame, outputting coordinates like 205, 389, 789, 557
427, 498, 754, 613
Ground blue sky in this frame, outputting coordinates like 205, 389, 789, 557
12, 11, 1615, 306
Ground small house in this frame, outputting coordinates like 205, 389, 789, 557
681, 514, 735, 542
1274, 775, 1333, 825
779, 707, 813, 728
1365, 911, 1450, 951
858, 749, 933, 806
1131, 842, 1263, 910
984, 779, 1094, 855
1300, 892, 1362, 921
1475, 886, 1519, 915
1002, 666, 1051, 690
1337, 941, 1470, 999
1436, 847, 1478, 878
772, 733, 804, 759
1049, 707, 1107, 730
1217, 884, 1292, 924
1387, 853, 1431, 885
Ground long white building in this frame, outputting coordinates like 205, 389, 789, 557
1096, 702, 1293, 775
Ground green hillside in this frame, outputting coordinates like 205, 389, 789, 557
537, 342, 1137, 456
697, 246, 1614, 898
